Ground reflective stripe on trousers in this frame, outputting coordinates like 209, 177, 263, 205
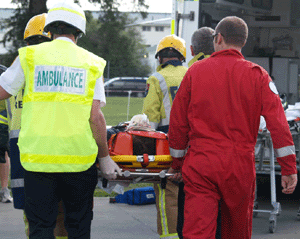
158, 184, 179, 239
10, 178, 24, 188
0, 115, 8, 125
160, 234, 180, 238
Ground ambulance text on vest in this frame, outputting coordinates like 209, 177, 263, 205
34, 65, 86, 95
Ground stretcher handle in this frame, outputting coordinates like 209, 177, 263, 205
122, 170, 174, 178
101, 171, 175, 188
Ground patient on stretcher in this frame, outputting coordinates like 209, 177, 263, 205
107, 114, 171, 168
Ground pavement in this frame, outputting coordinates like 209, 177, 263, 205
1, 176, 300, 239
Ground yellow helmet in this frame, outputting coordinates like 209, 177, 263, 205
24, 13, 51, 41
155, 34, 186, 60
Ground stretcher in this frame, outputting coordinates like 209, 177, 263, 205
100, 130, 174, 189
253, 118, 300, 233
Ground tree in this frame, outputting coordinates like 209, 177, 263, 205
79, 2, 151, 78
0, 0, 47, 66
0, 0, 151, 77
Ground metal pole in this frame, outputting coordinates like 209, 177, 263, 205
269, 138, 277, 205
127, 90, 132, 121
106, 60, 110, 80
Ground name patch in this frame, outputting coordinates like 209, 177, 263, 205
34, 65, 86, 94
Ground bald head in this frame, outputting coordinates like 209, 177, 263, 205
191, 27, 214, 56
215, 16, 248, 48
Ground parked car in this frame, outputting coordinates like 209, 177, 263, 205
104, 77, 148, 97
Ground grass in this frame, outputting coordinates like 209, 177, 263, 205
95, 96, 152, 197
102, 96, 145, 126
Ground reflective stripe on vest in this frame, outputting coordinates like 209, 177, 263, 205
18, 40, 106, 172
9, 129, 20, 139
152, 72, 171, 127
274, 145, 295, 158
6, 89, 24, 139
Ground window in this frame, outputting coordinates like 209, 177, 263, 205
155, 26, 164, 32
142, 26, 151, 31
225, 0, 244, 3
252, 0, 272, 10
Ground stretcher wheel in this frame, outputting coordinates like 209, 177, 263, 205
269, 219, 276, 233
253, 201, 259, 218
161, 177, 167, 189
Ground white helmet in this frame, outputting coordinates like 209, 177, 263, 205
44, 0, 86, 35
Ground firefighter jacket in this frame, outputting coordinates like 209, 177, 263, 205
188, 52, 210, 68
168, 49, 297, 176
18, 39, 106, 173
142, 61, 187, 133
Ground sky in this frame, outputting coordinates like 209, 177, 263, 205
1, 0, 173, 13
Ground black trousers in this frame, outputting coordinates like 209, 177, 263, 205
24, 163, 98, 239
177, 182, 222, 239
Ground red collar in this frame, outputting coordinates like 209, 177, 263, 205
211, 49, 244, 59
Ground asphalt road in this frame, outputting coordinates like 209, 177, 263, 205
1, 175, 300, 239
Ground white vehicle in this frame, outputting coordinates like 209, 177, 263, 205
172, 0, 299, 104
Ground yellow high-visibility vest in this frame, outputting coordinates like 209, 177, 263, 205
18, 39, 106, 172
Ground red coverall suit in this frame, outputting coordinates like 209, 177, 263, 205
168, 49, 297, 239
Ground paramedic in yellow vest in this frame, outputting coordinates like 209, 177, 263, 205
0, 1, 121, 238
142, 34, 187, 239
4, 13, 70, 239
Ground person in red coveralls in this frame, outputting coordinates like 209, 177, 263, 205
168, 16, 298, 239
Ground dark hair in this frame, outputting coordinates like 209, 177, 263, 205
191, 27, 214, 55
215, 16, 248, 47
47, 21, 82, 39
25, 35, 51, 45
158, 48, 182, 60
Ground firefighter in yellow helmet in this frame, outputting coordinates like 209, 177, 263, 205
142, 34, 187, 239
4, 13, 67, 239
23, 13, 52, 44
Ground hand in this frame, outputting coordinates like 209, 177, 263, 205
167, 167, 183, 182
98, 155, 122, 180
281, 174, 298, 194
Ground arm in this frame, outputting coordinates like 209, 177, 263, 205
0, 86, 11, 100
89, 99, 109, 158
0, 56, 25, 100
89, 99, 121, 180
260, 69, 297, 193
168, 71, 191, 171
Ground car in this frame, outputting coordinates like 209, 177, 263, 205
104, 77, 148, 97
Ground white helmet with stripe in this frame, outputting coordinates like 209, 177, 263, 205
44, 0, 86, 35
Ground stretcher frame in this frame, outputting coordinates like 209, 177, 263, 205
254, 123, 300, 233
253, 131, 281, 233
